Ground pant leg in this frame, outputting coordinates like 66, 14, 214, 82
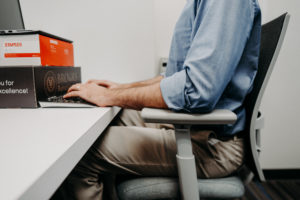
191, 129, 244, 178
54, 109, 244, 200
112, 109, 244, 178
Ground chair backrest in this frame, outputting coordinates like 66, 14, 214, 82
244, 13, 290, 181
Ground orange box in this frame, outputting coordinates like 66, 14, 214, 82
0, 31, 74, 66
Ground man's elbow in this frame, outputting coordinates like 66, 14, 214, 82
185, 95, 218, 113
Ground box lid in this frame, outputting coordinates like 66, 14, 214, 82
0, 30, 73, 43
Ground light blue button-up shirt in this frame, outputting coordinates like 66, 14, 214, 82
160, 0, 261, 136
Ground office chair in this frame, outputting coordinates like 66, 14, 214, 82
117, 13, 290, 200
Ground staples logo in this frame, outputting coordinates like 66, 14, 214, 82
50, 39, 58, 45
4, 42, 23, 47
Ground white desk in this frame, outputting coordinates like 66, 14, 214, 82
0, 107, 121, 200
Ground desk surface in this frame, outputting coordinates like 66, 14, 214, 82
0, 107, 120, 200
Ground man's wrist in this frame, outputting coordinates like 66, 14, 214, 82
106, 88, 122, 107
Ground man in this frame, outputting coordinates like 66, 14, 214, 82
59, 0, 261, 199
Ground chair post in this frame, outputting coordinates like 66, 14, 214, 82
174, 125, 200, 200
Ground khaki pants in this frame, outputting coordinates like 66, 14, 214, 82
53, 109, 244, 200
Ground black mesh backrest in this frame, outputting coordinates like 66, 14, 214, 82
244, 13, 287, 119
244, 13, 289, 180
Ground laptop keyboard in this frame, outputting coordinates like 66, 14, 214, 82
47, 95, 91, 104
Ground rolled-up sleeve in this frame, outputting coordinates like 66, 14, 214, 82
160, 70, 187, 110
160, 0, 254, 113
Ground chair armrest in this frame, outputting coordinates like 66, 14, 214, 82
141, 108, 237, 125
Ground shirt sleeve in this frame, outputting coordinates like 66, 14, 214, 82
160, 0, 255, 112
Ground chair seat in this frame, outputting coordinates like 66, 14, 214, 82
117, 176, 245, 200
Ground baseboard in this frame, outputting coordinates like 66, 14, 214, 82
263, 169, 300, 180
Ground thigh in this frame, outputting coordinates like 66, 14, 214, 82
78, 109, 244, 179
90, 125, 178, 176
71, 109, 177, 181
88, 125, 244, 179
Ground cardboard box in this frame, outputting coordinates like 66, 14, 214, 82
0, 31, 74, 67
0, 66, 81, 108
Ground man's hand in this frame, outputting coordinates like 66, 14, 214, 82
64, 82, 115, 107
64, 76, 168, 110
86, 79, 120, 89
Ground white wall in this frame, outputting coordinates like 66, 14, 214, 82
20, 0, 157, 83
153, 0, 186, 73
258, 0, 300, 169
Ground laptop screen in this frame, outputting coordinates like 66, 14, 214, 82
0, 0, 25, 30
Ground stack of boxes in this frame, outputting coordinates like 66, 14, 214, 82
0, 31, 81, 108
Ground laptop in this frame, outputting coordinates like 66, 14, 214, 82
0, 0, 28, 32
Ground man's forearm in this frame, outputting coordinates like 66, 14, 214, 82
118, 75, 163, 89
109, 81, 167, 110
